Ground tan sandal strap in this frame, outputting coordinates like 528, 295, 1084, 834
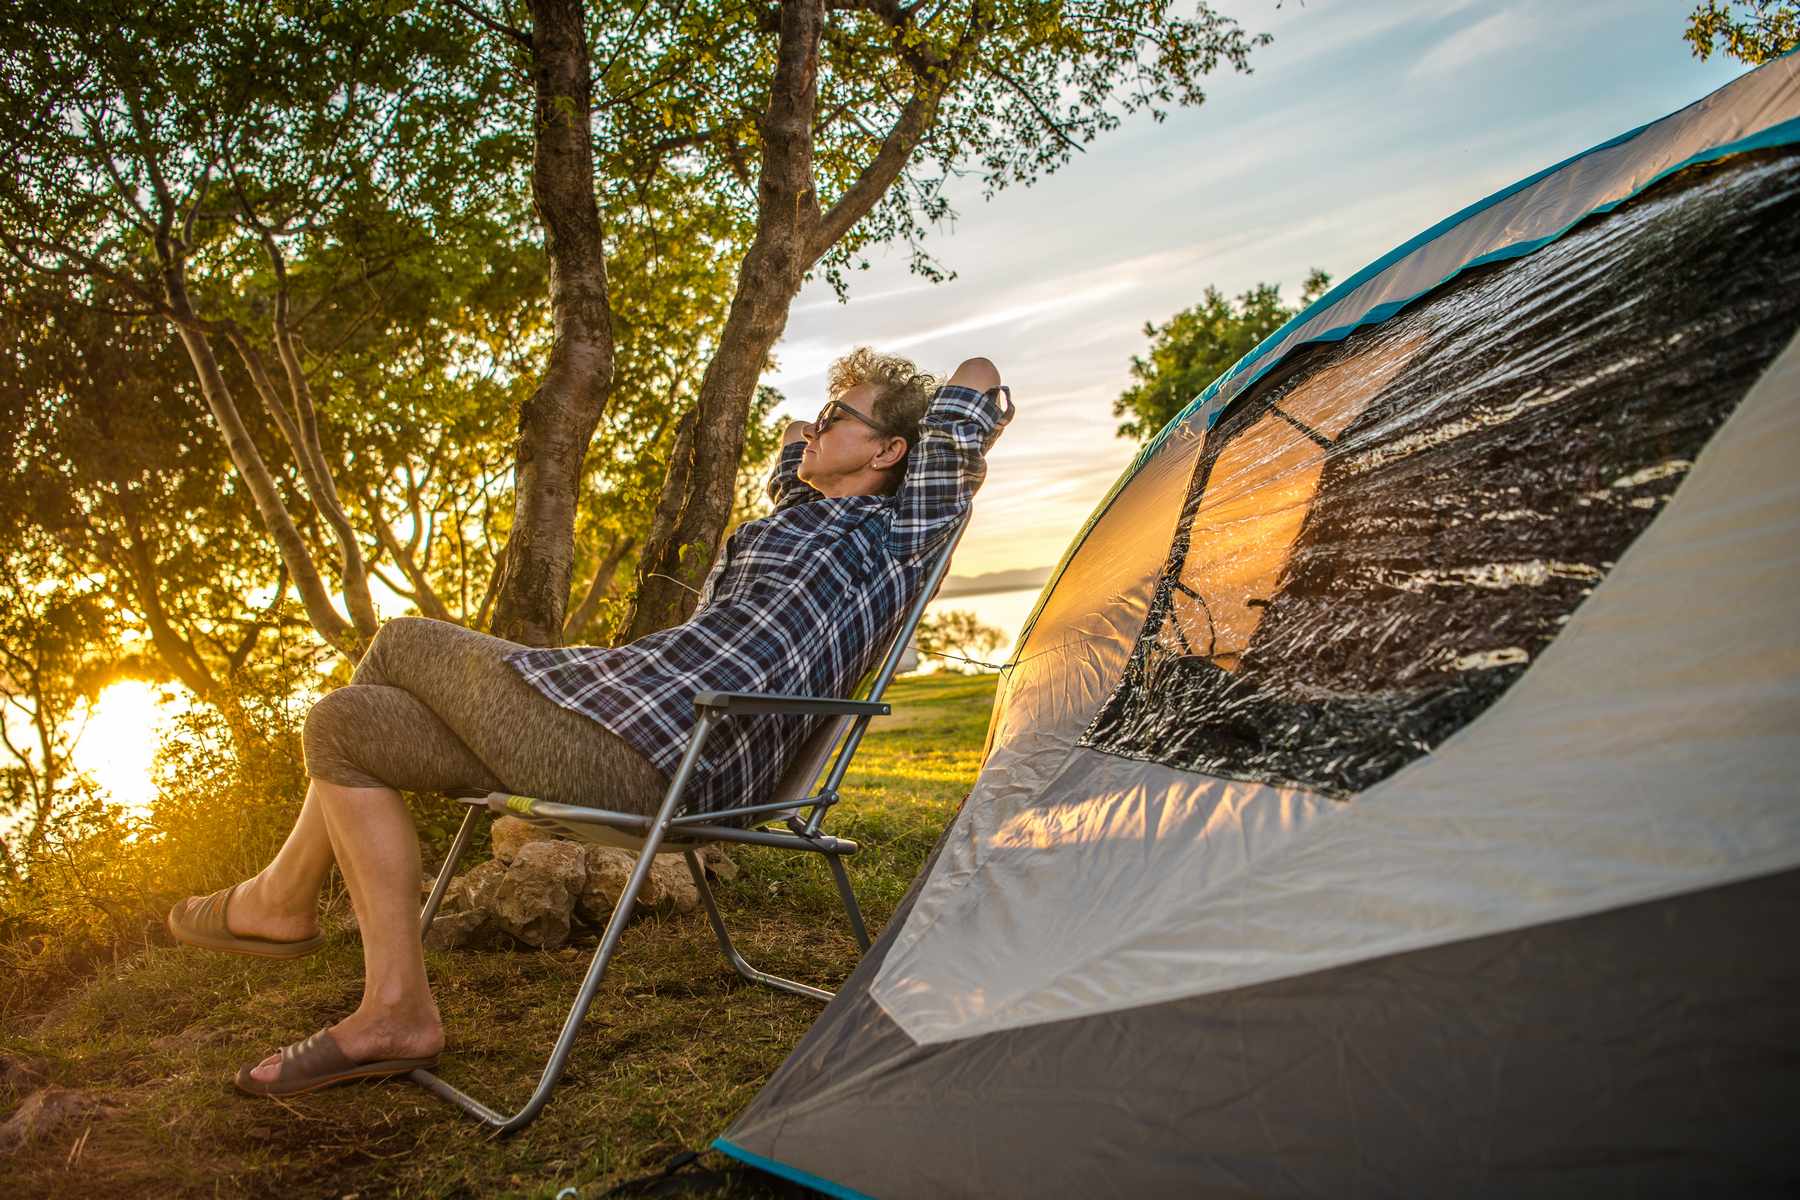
275, 1031, 355, 1083
182, 884, 239, 938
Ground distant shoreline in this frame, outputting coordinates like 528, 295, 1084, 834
934, 582, 1046, 600
934, 566, 1051, 601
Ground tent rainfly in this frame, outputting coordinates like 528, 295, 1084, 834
717, 55, 1800, 1199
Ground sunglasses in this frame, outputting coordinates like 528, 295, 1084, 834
813, 398, 900, 439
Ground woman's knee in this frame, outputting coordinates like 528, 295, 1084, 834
303, 687, 385, 788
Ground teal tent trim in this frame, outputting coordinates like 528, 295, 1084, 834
711, 1137, 877, 1200
1175, 111, 1800, 442
1007, 75, 1800, 661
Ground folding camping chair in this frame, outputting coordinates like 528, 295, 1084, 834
409, 512, 971, 1134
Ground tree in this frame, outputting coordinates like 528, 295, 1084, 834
0, 0, 763, 669
1684, 1, 1799, 63
0, 1, 528, 659
913, 608, 1005, 673
3, 0, 1272, 665
1112, 269, 1329, 443
0, 276, 321, 713
540, 0, 1273, 640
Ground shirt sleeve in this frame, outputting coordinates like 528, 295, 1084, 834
767, 441, 823, 511
888, 383, 1014, 562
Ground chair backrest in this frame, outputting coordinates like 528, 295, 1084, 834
768, 511, 973, 809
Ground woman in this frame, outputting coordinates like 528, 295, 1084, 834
168, 352, 1011, 1096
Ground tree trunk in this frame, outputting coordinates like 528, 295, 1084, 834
621, 0, 980, 640
488, 0, 615, 647
621, 0, 827, 642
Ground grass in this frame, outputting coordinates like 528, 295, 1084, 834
0, 672, 998, 1199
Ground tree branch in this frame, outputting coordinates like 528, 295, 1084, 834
562, 533, 635, 643
226, 559, 288, 675
445, 0, 534, 51
982, 61, 1085, 156
364, 482, 455, 622
224, 163, 380, 638
811, 4, 985, 257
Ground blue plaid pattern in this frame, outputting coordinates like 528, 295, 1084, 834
506, 384, 1012, 815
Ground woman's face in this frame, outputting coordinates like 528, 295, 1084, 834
797, 382, 906, 496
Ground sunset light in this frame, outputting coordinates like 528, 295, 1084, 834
75, 679, 184, 819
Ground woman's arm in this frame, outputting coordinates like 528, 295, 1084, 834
766, 419, 824, 511
888, 357, 1015, 561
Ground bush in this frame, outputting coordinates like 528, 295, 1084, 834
913, 609, 1005, 673
0, 676, 312, 1020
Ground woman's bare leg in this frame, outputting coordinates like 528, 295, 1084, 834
222, 782, 334, 943
247, 778, 442, 1082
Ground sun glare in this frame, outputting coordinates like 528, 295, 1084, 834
77, 680, 184, 818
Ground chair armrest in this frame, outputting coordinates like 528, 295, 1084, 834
692, 691, 891, 718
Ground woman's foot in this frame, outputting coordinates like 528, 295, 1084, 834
167, 879, 324, 959
243, 1006, 444, 1086
221, 872, 321, 944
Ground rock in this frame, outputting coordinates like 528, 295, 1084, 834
577, 845, 638, 925
490, 815, 557, 865
445, 857, 509, 915
423, 908, 496, 952
443, 832, 738, 946
492, 862, 576, 949
700, 844, 738, 882
576, 845, 702, 921
649, 856, 701, 915
0, 1087, 121, 1155
512, 839, 587, 894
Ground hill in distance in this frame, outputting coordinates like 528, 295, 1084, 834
936, 565, 1052, 599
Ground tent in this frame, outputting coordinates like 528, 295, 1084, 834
716, 57, 1800, 1198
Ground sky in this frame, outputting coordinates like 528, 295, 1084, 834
762, 0, 1750, 577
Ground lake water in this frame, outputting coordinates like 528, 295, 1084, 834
919, 586, 1046, 672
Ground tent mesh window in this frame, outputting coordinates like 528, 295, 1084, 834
1080, 150, 1800, 798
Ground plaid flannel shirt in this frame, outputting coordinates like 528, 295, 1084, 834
506, 383, 1012, 815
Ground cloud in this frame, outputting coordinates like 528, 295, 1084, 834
1251, 0, 1485, 75
789, 279, 939, 316
764, 238, 1246, 397
1410, 9, 1541, 80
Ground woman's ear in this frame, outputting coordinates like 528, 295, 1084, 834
874, 436, 909, 471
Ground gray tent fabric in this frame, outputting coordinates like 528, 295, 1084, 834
873, 156, 1800, 1047
716, 60, 1800, 1199
726, 869, 1800, 1198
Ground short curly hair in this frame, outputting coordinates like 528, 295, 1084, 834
827, 347, 938, 481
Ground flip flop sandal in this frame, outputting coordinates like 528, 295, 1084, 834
234, 1029, 440, 1097
166, 883, 324, 960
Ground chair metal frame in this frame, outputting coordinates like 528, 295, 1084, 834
410, 514, 970, 1135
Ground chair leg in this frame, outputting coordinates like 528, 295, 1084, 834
407, 713, 721, 1135
823, 852, 871, 952
684, 850, 834, 1003
420, 803, 487, 937
409, 850, 660, 1134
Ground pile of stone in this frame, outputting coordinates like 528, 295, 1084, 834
422, 816, 738, 951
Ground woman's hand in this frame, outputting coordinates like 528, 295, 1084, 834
782, 418, 810, 445
947, 356, 1002, 395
